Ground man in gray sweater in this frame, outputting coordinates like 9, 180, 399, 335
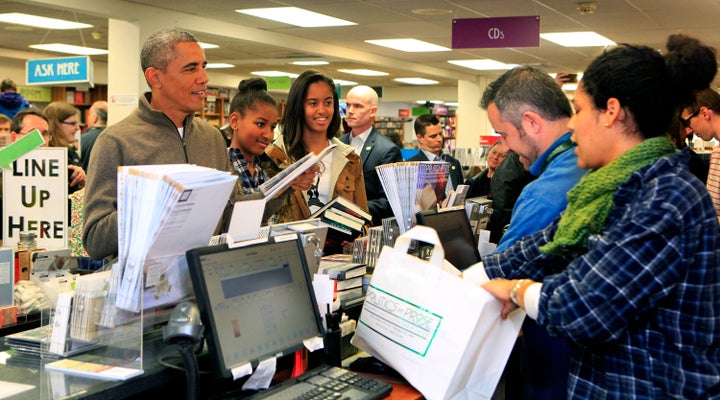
82, 29, 233, 260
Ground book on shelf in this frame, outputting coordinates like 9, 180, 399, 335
335, 276, 363, 291
310, 196, 371, 235
336, 287, 363, 303
318, 260, 367, 280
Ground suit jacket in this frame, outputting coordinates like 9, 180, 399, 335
407, 150, 464, 193
340, 127, 403, 225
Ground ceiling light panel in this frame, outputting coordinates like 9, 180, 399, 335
292, 61, 329, 66
540, 32, 615, 47
206, 63, 234, 69
338, 69, 388, 76
0, 13, 92, 29
29, 43, 107, 55
365, 39, 450, 52
251, 70, 299, 78
394, 78, 439, 85
236, 7, 356, 28
448, 59, 518, 70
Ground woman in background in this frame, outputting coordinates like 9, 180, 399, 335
465, 140, 507, 198
44, 101, 86, 193
483, 34, 720, 399
266, 70, 367, 253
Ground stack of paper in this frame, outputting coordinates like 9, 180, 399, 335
376, 161, 450, 233
113, 164, 237, 312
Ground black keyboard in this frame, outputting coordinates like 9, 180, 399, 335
246, 364, 393, 400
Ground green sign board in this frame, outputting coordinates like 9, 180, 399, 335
266, 76, 291, 91
18, 86, 52, 102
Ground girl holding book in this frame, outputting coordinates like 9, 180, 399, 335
265, 70, 368, 253
228, 77, 316, 196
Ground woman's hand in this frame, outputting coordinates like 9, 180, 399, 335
68, 165, 86, 189
482, 279, 519, 320
290, 164, 320, 191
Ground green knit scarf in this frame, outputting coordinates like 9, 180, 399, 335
540, 136, 677, 255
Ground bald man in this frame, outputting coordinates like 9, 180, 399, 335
80, 100, 108, 172
339, 85, 403, 225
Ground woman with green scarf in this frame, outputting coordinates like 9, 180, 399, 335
482, 35, 720, 399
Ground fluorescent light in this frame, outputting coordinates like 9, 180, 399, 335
541, 32, 615, 47
448, 59, 518, 70
199, 42, 219, 49
430, 100, 444, 104
333, 79, 358, 86
206, 63, 234, 69
292, 61, 329, 66
445, 102, 458, 107
236, 7, 356, 28
29, 43, 107, 55
338, 69, 388, 76
251, 70, 299, 78
0, 13, 92, 30
562, 83, 578, 91
394, 78, 439, 85
365, 39, 450, 52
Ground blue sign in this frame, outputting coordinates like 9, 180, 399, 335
25, 56, 94, 85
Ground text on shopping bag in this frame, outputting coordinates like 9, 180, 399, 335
360, 285, 443, 356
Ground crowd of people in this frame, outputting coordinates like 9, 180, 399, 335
3, 26, 719, 399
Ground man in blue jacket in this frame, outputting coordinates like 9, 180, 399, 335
0, 79, 30, 118
480, 66, 587, 400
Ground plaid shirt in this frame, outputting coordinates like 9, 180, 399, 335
228, 147, 267, 195
484, 149, 720, 399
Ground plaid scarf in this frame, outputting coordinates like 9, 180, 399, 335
229, 147, 267, 195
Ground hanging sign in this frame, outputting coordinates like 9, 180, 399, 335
26, 56, 94, 86
452, 16, 540, 49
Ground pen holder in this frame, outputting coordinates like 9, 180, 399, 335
323, 329, 342, 367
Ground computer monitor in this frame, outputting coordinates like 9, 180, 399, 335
186, 237, 323, 378
415, 207, 482, 271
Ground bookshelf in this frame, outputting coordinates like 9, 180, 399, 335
438, 115, 457, 153
197, 87, 234, 127
49, 85, 108, 127
374, 117, 404, 138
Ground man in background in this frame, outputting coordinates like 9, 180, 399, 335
480, 66, 587, 400
0, 78, 30, 118
0, 114, 10, 145
339, 85, 402, 225
680, 87, 720, 220
81, 100, 108, 172
408, 114, 464, 200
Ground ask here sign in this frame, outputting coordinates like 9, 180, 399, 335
3, 148, 68, 249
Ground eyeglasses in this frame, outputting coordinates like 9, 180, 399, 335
680, 109, 701, 128
60, 121, 78, 126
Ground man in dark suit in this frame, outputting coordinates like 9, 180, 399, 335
339, 85, 403, 225
408, 114, 464, 200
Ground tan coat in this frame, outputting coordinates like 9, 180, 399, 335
264, 137, 368, 223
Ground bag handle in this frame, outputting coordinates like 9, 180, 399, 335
393, 225, 445, 268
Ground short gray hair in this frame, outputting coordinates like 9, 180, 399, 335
140, 29, 198, 72
481, 66, 572, 128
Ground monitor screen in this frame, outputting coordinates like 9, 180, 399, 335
415, 207, 482, 271
186, 238, 323, 378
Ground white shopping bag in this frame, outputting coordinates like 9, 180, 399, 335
352, 226, 524, 400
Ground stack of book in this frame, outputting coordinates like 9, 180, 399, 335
311, 196, 372, 236
318, 254, 367, 308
